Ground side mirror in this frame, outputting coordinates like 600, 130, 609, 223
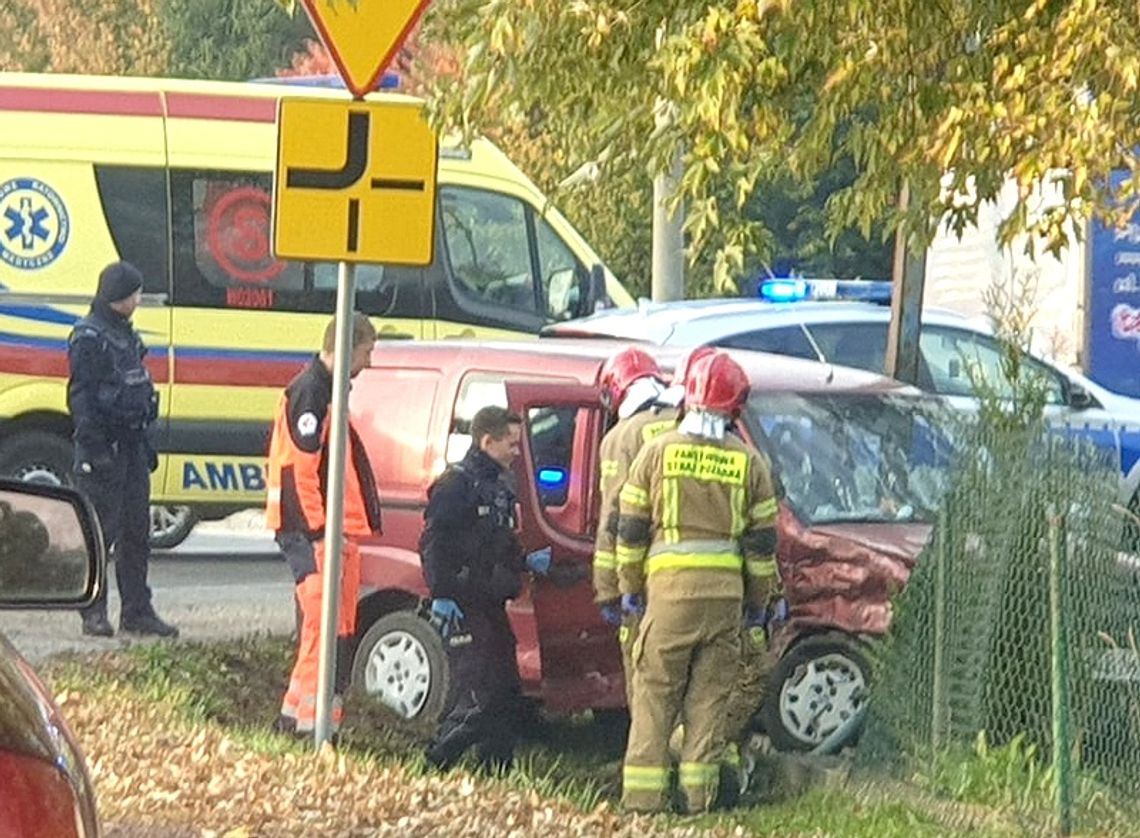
1068, 382, 1097, 411
576, 263, 610, 318
0, 481, 104, 609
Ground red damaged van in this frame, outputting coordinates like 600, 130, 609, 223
347, 339, 950, 750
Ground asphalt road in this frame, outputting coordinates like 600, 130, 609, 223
0, 528, 295, 663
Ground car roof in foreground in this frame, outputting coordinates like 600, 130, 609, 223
370, 337, 915, 397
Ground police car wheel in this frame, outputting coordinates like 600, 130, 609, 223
352, 611, 448, 732
149, 506, 197, 550
760, 632, 870, 752
0, 431, 73, 488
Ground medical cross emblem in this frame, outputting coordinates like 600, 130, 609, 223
4, 197, 52, 250
0, 178, 70, 270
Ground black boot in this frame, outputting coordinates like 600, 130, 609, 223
120, 612, 179, 638
81, 614, 114, 637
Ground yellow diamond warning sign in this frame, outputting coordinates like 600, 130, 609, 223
301, 0, 432, 98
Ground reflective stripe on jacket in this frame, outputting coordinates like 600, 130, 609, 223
265, 357, 382, 538
593, 406, 678, 602
616, 429, 778, 607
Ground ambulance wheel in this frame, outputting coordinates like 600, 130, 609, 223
0, 431, 73, 487
760, 632, 870, 752
352, 610, 448, 733
149, 506, 196, 550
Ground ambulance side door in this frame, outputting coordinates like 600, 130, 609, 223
504, 381, 626, 712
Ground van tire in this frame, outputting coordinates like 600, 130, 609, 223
759, 631, 870, 752
352, 610, 449, 734
0, 431, 74, 487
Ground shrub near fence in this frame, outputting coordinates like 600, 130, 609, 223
857, 422, 1140, 836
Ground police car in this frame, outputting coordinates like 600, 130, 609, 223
544, 279, 1140, 517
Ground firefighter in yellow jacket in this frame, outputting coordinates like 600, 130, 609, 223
616, 350, 779, 814
593, 347, 678, 701
267, 313, 383, 737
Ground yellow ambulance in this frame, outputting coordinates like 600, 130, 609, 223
0, 73, 632, 547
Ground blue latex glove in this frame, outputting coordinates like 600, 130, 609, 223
430, 598, 464, 637
525, 546, 553, 575
621, 593, 645, 617
599, 602, 623, 627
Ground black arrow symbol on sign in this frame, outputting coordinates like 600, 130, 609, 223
286, 110, 369, 252
286, 110, 428, 254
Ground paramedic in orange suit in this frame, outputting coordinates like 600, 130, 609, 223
266, 313, 383, 736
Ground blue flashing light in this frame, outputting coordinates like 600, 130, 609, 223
250, 72, 401, 91
758, 278, 809, 303
537, 467, 568, 489
759, 278, 892, 305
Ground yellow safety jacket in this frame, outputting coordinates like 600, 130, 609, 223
616, 429, 778, 607
593, 406, 679, 603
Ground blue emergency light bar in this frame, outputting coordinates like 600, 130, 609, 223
537, 467, 568, 490
250, 73, 401, 90
758, 278, 892, 305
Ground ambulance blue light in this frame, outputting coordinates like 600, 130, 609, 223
759, 278, 893, 305
537, 467, 567, 490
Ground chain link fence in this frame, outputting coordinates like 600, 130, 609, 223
854, 421, 1140, 836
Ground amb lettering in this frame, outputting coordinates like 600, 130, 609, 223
183, 461, 266, 492
663, 445, 747, 485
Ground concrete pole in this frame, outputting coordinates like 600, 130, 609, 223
651, 99, 685, 302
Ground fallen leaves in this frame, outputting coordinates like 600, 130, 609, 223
56, 679, 738, 837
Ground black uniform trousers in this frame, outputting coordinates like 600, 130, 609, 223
427, 605, 522, 770
78, 437, 154, 622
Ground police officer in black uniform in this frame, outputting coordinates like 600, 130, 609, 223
68, 261, 177, 638
421, 405, 551, 771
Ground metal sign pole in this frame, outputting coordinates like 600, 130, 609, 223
314, 259, 356, 749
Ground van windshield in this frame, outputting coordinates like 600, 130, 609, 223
742, 393, 955, 525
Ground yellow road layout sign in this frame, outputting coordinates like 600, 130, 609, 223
272, 98, 438, 265
301, 0, 432, 98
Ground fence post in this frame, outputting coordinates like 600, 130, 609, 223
932, 504, 948, 752
1048, 508, 1073, 836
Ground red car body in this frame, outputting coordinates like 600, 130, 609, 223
347, 339, 932, 718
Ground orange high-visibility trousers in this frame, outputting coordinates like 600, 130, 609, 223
280, 539, 361, 733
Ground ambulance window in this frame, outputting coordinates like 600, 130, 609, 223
441, 187, 539, 314
94, 166, 170, 295
535, 216, 584, 322
171, 170, 417, 316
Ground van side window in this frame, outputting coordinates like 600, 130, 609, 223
446, 374, 508, 463
441, 187, 538, 314
170, 170, 419, 318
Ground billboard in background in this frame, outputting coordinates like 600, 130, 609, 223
1088, 171, 1140, 397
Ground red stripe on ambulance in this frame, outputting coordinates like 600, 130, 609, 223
0, 88, 163, 117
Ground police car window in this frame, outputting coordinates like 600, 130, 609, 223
170, 170, 417, 316
535, 216, 583, 322
920, 327, 1066, 404
804, 323, 888, 373
441, 187, 538, 314
716, 326, 817, 360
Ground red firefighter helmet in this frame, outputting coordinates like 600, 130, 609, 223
684, 351, 750, 417
676, 344, 717, 386
598, 347, 662, 411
